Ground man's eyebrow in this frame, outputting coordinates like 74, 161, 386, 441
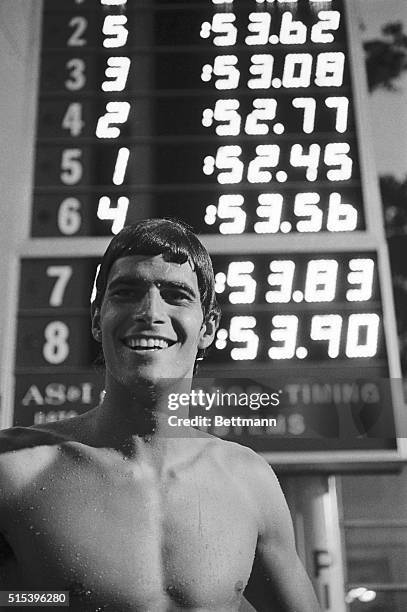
107, 275, 139, 290
107, 276, 198, 298
163, 280, 198, 298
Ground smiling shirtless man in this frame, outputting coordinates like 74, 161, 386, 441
0, 219, 320, 611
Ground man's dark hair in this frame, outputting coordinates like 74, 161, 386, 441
92, 218, 221, 360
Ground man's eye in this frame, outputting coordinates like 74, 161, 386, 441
163, 289, 190, 302
113, 288, 137, 298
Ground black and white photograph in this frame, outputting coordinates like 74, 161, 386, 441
0, 0, 407, 610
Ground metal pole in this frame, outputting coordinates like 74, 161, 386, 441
284, 475, 347, 612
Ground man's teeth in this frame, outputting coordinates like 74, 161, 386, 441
124, 337, 170, 350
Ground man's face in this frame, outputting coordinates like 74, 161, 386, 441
93, 254, 215, 389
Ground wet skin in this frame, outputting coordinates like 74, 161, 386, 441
0, 426, 261, 611
0, 255, 320, 611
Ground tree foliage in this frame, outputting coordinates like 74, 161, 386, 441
380, 176, 407, 369
380, 174, 407, 237
364, 21, 407, 91
362, 19, 407, 368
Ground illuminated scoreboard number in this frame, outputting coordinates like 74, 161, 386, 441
196, 0, 364, 235
14, 258, 102, 425
206, 252, 388, 370
18, 258, 96, 309
34, 0, 148, 237
36, 93, 355, 140
16, 258, 99, 366
34, 140, 359, 186
32, 138, 362, 236
32, 0, 365, 237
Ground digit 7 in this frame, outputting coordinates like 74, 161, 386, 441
46, 266, 73, 307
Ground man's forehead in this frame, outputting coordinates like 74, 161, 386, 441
107, 254, 198, 285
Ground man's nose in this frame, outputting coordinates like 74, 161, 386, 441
133, 287, 165, 324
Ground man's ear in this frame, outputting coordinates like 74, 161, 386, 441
91, 306, 102, 343
198, 312, 220, 350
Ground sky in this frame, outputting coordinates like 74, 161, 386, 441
359, 0, 407, 179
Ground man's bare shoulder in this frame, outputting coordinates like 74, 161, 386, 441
210, 437, 275, 475
205, 437, 279, 494
0, 417, 90, 497
0, 426, 57, 484
210, 439, 300, 575
0, 408, 98, 456
0, 425, 64, 451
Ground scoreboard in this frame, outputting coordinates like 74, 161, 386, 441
9, 0, 406, 467
33, 0, 364, 237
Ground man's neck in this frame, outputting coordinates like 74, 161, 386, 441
89, 379, 197, 461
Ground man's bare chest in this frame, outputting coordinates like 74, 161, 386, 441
6, 458, 258, 608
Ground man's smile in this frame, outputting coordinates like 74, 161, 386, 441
121, 335, 177, 351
